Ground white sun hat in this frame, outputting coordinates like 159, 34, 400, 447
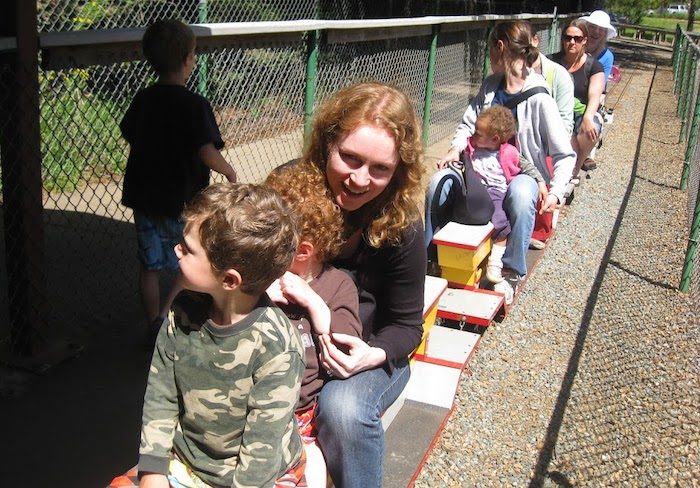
580, 10, 617, 39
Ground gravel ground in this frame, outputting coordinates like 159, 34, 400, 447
415, 44, 700, 487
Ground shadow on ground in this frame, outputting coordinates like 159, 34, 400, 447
0, 208, 149, 487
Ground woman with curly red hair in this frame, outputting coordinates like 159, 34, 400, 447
282, 81, 426, 487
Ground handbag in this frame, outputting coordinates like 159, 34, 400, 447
444, 156, 494, 226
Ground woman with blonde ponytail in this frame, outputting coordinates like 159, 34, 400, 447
428, 20, 575, 299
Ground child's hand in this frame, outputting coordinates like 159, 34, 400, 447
139, 473, 169, 488
278, 272, 314, 308
266, 279, 288, 305
537, 182, 549, 205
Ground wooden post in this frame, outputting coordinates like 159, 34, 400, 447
0, 1, 49, 356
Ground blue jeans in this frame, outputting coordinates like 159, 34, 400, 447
133, 210, 183, 271
501, 174, 538, 276
315, 359, 411, 488
424, 170, 537, 276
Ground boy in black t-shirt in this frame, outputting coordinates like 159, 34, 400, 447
120, 19, 237, 349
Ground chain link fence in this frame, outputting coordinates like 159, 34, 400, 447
672, 28, 700, 306
0, 13, 567, 367
37, 0, 560, 32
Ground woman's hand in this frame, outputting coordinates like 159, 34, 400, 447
437, 147, 460, 169
537, 181, 549, 205
319, 333, 387, 378
539, 193, 559, 214
580, 115, 599, 142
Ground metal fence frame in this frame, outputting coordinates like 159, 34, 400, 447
0, 10, 575, 365
672, 26, 700, 301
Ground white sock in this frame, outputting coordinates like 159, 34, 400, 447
488, 243, 506, 269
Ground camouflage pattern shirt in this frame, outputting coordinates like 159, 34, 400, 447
139, 293, 305, 488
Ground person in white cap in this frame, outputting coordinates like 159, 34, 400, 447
580, 10, 617, 83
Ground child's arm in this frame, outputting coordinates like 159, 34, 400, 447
517, 154, 545, 184
139, 473, 169, 488
234, 350, 305, 487
198, 143, 237, 182
325, 270, 363, 338
277, 271, 330, 335
138, 317, 179, 480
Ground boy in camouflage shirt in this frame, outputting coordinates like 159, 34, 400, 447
138, 183, 306, 488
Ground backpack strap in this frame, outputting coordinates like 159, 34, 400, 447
447, 160, 468, 197
502, 86, 549, 109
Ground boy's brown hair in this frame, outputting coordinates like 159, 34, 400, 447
181, 183, 299, 296
477, 106, 516, 143
142, 19, 195, 76
264, 163, 344, 263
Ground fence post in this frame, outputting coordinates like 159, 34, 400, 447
681, 61, 700, 190
482, 26, 492, 81
678, 43, 690, 118
680, 182, 700, 292
672, 25, 681, 71
0, 0, 49, 357
548, 8, 558, 53
422, 24, 439, 147
303, 30, 320, 142
675, 35, 687, 96
680, 50, 697, 141
197, 0, 209, 97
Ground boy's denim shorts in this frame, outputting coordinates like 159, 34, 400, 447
133, 210, 183, 271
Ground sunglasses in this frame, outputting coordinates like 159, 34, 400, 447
563, 34, 585, 44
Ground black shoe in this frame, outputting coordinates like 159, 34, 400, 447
427, 260, 442, 277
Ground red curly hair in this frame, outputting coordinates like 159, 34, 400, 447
264, 162, 345, 262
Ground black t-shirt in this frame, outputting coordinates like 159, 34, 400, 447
550, 52, 604, 106
332, 221, 426, 368
121, 84, 224, 217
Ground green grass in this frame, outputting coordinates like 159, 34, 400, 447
40, 72, 128, 193
616, 16, 700, 43
640, 16, 700, 30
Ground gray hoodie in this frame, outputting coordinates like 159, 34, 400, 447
450, 69, 576, 202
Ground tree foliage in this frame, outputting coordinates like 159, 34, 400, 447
605, 0, 656, 24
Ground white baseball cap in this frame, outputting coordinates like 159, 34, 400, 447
580, 10, 617, 39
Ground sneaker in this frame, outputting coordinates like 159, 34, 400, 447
505, 272, 523, 291
485, 265, 504, 283
529, 238, 546, 250
493, 280, 514, 305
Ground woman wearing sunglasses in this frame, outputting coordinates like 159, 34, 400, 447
551, 19, 606, 177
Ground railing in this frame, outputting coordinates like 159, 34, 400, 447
0, 13, 577, 364
615, 22, 677, 45
671, 26, 700, 301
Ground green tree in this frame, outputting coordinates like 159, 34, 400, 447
688, 0, 696, 31
605, 0, 655, 24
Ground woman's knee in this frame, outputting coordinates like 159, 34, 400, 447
504, 175, 537, 214
316, 380, 378, 435
427, 169, 457, 206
